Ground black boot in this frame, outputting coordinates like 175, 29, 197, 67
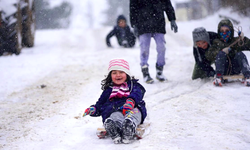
141, 65, 154, 84
156, 64, 167, 82
122, 118, 136, 144
104, 118, 121, 144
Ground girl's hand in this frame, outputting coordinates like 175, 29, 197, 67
122, 98, 135, 115
83, 106, 96, 117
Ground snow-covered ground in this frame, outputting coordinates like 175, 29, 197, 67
1, 6, 250, 150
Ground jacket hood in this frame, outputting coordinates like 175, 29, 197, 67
117, 15, 127, 25
217, 19, 234, 42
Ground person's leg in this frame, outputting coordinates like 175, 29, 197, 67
231, 52, 250, 86
139, 33, 154, 83
153, 33, 166, 81
104, 111, 124, 144
231, 52, 250, 78
122, 108, 142, 143
139, 33, 151, 67
127, 33, 136, 47
153, 33, 166, 66
215, 51, 229, 76
213, 51, 229, 86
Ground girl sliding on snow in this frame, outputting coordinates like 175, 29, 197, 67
83, 59, 147, 144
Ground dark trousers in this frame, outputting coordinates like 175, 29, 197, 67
215, 51, 250, 78
118, 34, 136, 48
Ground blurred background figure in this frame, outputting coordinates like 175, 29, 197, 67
106, 15, 136, 48
192, 27, 218, 80
130, 0, 178, 84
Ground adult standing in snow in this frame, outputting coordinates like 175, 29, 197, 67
205, 19, 250, 86
106, 15, 136, 48
192, 27, 218, 80
83, 59, 147, 144
129, 0, 178, 84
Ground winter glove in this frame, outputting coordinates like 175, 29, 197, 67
238, 31, 244, 40
133, 26, 139, 38
222, 47, 231, 54
122, 98, 135, 115
170, 20, 178, 33
107, 42, 112, 48
83, 106, 96, 117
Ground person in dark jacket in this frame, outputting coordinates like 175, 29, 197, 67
106, 15, 136, 48
192, 27, 218, 80
83, 59, 147, 144
130, 0, 178, 84
205, 19, 250, 86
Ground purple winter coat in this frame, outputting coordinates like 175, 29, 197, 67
90, 79, 147, 124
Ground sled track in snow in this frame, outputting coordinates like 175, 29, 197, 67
146, 80, 207, 108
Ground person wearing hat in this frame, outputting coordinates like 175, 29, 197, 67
205, 19, 250, 86
83, 59, 147, 144
192, 27, 218, 80
106, 15, 136, 48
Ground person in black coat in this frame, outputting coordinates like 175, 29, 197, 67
106, 15, 136, 48
192, 27, 219, 80
130, 0, 178, 84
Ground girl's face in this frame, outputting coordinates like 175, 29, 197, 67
196, 40, 209, 49
111, 70, 127, 85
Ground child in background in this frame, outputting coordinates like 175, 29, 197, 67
205, 19, 250, 86
83, 59, 147, 144
192, 27, 218, 80
106, 15, 136, 48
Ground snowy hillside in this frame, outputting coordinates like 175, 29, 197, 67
1, 6, 250, 150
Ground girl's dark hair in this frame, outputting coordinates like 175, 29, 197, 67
101, 71, 135, 90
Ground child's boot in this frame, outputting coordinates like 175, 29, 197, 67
104, 118, 121, 144
213, 74, 224, 87
141, 65, 154, 84
243, 77, 250, 86
122, 118, 136, 144
156, 64, 167, 82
